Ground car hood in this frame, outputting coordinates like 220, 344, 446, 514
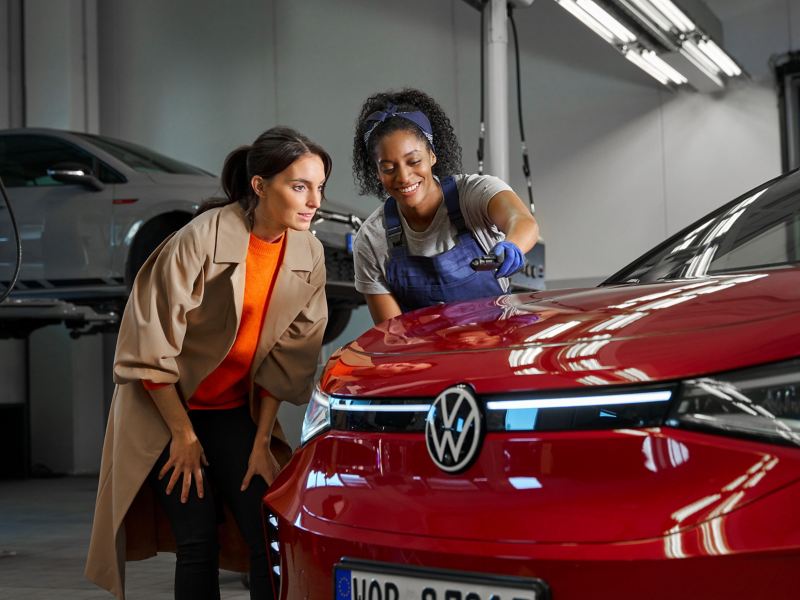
322, 269, 800, 396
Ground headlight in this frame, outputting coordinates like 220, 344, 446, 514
667, 358, 800, 447
300, 386, 331, 445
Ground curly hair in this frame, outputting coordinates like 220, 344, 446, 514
352, 88, 462, 198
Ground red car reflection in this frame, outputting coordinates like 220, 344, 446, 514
264, 170, 800, 600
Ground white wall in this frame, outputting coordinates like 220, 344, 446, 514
92, 0, 790, 292
504, 0, 787, 285
23, 0, 99, 132
271, 0, 461, 208
97, 0, 277, 179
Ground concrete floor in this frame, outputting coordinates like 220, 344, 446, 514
0, 477, 250, 599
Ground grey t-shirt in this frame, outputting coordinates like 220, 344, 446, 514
353, 173, 512, 296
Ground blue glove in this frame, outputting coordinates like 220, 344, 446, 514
491, 241, 524, 278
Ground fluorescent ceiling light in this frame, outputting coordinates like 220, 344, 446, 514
697, 38, 742, 77
649, 0, 696, 32
625, 49, 670, 84
680, 39, 724, 87
555, 0, 616, 45
558, 0, 741, 90
640, 49, 688, 84
626, 0, 673, 31
576, 0, 637, 43
486, 390, 673, 410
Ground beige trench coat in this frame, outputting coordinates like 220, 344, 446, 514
85, 203, 327, 598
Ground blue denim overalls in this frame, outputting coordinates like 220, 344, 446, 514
383, 176, 504, 313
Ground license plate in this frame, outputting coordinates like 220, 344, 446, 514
334, 559, 548, 600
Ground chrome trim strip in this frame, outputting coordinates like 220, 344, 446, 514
486, 390, 673, 410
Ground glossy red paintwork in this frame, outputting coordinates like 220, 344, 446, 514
275, 513, 800, 599
264, 268, 800, 599
321, 270, 800, 397
272, 429, 799, 544
266, 429, 800, 599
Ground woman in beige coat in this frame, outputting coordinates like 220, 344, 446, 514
85, 127, 330, 600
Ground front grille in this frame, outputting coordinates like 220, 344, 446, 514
329, 385, 677, 433
330, 398, 431, 432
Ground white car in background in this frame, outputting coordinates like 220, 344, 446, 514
0, 128, 364, 341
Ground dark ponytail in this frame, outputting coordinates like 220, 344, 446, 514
221, 146, 253, 206
197, 126, 333, 227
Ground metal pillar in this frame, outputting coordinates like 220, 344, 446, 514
485, 0, 509, 182
0, 0, 25, 129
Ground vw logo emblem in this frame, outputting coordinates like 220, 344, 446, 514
425, 385, 483, 473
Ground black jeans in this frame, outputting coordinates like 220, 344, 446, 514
148, 405, 272, 600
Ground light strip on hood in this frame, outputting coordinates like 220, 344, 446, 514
487, 390, 673, 410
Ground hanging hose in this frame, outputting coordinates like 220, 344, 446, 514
477, 0, 486, 175
508, 6, 536, 213
0, 175, 22, 303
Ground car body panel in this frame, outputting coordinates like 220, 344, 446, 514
265, 169, 800, 599
271, 500, 800, 599
267, 429, 800, 599
351, 271, 798, 357
321, 269, 800, 397
271, 428, 798, 544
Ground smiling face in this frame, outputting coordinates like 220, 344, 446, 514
251, 153, 326, 237
374, 128, 440, 218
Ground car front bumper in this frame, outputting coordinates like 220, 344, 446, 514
264, 498, 800, 599
264, 429, 800, 599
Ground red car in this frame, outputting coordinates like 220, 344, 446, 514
263, 169, 800, 600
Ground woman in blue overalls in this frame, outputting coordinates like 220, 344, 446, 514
352, 88, 540, 324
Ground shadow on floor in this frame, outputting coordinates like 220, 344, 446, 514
0, 477, 250, 599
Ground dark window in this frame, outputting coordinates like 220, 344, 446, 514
772, 51, 800, 173
604, 175, 800, 284
75, 133, 210, 176
0, 134, 124, 187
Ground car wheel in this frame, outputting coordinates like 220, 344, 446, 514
323, 305, 352, 345
126, 214, 191, 288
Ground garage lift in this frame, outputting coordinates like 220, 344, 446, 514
0, 297, 120, 339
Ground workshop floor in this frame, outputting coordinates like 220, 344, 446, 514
0, 477, 250, 599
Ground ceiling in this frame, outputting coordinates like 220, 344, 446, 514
702, 0, 779, 20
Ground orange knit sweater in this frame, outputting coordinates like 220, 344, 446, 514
143, 233, 285, 410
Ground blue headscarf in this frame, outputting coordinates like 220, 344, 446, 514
362, 103, 435, 150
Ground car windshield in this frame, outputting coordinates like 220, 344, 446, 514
75, 133, 210, 176
604, 173, 800, 285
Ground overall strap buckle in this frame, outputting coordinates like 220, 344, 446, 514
383, 197, 404, 248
